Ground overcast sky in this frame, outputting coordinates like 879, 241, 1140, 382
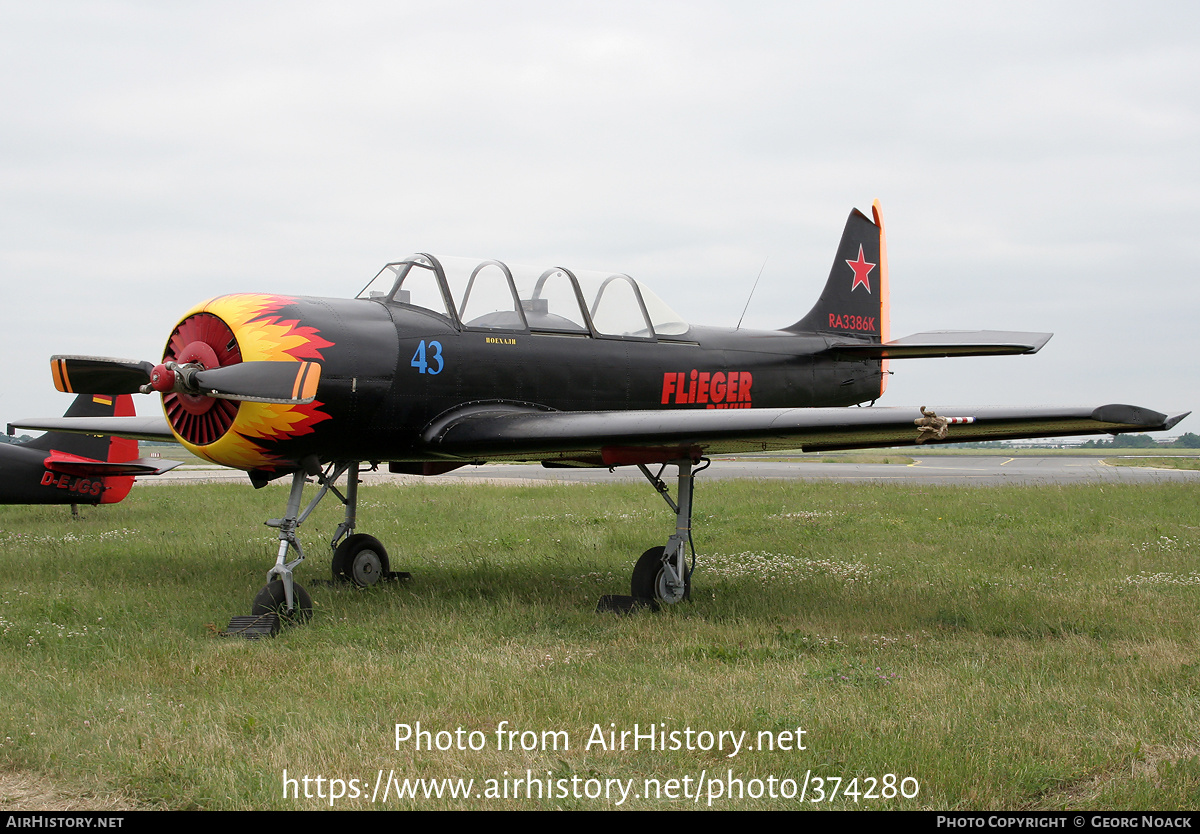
2, 1, 1196, 433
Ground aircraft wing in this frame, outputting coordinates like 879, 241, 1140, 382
421, 403, 1189, 464
7, 415, 176, 443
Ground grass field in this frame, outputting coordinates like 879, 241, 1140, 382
0, 478, 1197, 810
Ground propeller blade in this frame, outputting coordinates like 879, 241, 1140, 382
192, 360, 322, 404
51, 356, 154, 395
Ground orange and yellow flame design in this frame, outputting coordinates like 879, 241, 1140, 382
205, 293, 334, 363
166, 294, 334, 471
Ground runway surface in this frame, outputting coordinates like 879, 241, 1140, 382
149, 455, 1200, 487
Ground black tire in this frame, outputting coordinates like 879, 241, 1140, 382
331, 534, 390, 587
631, 546, 689, 604
251, 579, 313, 625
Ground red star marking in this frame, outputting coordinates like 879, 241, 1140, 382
846, 244, 875, 293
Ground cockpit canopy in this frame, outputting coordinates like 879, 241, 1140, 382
356, 255, 690, 339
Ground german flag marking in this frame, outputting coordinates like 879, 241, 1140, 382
92, 395, 113, 406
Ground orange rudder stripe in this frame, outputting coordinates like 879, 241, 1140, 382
872, 200, 890, 397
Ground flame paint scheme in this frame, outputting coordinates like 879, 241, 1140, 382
12, 203, 1187, 625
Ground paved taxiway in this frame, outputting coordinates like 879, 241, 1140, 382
149, 455, 1200, 487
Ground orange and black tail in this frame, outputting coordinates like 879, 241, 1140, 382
786, 201, 890, 347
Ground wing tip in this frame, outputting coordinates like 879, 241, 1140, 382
1091, 404, 1190, 430
1165, 411, 1191, 431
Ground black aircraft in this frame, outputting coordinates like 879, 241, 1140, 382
12, 203, 1187, 622
2, 394, 178, 513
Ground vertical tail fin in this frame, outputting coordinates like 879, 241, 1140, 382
23, 394, 135, 459
786, 201, 889, 346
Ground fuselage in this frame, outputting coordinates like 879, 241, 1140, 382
363, 305, 884, 455
0, 443, 117, 504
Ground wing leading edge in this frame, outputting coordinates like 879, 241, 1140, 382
421, 403, 1189, 465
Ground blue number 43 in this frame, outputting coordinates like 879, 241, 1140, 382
410, 340, 444, 375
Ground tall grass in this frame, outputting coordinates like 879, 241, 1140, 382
0, 480, 1197, 809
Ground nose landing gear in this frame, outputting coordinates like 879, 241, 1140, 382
225, 460, 398, 637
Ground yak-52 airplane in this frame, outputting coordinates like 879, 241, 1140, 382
11, 202, 1187, 625
2, 393, 178, 513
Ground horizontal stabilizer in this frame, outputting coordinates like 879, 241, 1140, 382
9, 415, 176, 443
420, 402, 1188, 462
821, 330, 1052, 359
43, 453, 182, 477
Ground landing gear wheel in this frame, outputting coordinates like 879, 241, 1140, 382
332, 534, 390, 587
631, 546, 689, 604
251, 580, 313, 626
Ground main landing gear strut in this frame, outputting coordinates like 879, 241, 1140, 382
600, 456, 710, 613
243, 460, 396, 631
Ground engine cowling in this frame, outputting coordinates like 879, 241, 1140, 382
160, 293, 396, 472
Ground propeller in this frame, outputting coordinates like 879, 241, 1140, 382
50, 355, 321, 405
